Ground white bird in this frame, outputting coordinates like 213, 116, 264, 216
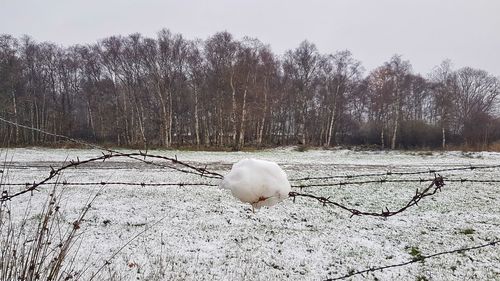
220, 158, 291, 211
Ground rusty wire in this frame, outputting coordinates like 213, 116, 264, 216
289, 175, 446, 217
3, 177, 499, 189
0, 152, 221, 202
289, 164, 500, 181
2, 154, 452, 219
291, 177, 500, 188
326, 239, 500, 280
0, 117, 223, 179
0, 116, 100, 149
0, 181, 218, 187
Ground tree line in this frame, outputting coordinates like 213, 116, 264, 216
1, 30, 499, 149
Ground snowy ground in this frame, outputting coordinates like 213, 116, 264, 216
1, 147, 500, 280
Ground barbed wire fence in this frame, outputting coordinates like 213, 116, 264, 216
4, 150, 500, 218
1, 116, 499, 280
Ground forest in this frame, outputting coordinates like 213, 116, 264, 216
1, 30, 499, 150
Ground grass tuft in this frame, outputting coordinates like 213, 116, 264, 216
0, 185, 92, 280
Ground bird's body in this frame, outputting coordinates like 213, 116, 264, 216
221, 158, 291, 210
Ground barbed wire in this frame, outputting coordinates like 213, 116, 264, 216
289, 164, 500, 181
0, 152, 222, 202
122, 151, 223, 178
3, 177, 499, 189
289, 175, 445, 217
326, 239, 500, 280
1, 141, 495, 218
1, 163, 165, 170
0, 116, 106, 150
0, 116, 223, 179
1, 181, 218, 187
292, 177, 500, 188
2, 154, 451, 219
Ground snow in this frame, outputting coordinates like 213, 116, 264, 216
1, 147, 500, 280
221, 158, 291, 209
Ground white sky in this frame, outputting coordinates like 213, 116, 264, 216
1, 0, 499, 76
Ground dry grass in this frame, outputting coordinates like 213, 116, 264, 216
487, 141, 500, 152
0, 185, 93, 281
445, 142, 500, 152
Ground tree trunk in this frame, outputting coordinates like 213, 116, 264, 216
41, 90, 48, 143
114, 94, 121, 145
194, 86, 200, 147
326, 109, 335, 146
204, 117, 210, 146
238, 84, 248, 148
87, 99, 95, 139
135, 99, 147, 148
168, 89, 173, 147
155, 81, 169, 147
301, 99, 307, 145
442, 126, 446, 149
380, 126, 385, 149
123, 92, 131, 145
441, 108, 446, 150
391, 90, 401, 150
217, 101, 223, 146
34, 100, 39, 143
257, 80, 268, 146
391, 117, 398, 150
11, 89, 19, 143
230, 72, 237, 146
325, 83, 340, 146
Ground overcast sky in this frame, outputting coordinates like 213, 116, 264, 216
1, 0, 499, 76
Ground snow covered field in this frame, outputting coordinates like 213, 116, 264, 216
1, 148, 500, 280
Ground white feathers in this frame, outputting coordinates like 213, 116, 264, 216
221, 158, 291, 209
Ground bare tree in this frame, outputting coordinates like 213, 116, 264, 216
318, 50, 362, 146
185, 39, 205, 147
204, 32, 237, 146
0, 35, 22, 143
429, 60, 457, 149
283, 41, 320, 145
455, 67, 500, 146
